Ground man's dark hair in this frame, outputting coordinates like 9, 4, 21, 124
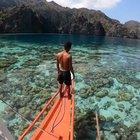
64, 41, 72, 51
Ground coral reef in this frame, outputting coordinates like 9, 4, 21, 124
0, 35, 140, 139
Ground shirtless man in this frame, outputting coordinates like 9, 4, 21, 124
56, 41, 75, 99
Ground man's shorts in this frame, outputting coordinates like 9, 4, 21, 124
57, 70, 71, 86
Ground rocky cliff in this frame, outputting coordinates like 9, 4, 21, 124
124, 20, 140, 39
0, 0, 139, 39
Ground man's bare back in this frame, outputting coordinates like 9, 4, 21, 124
57, 51, 71, 71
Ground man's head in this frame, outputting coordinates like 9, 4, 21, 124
64, 41, 72, 52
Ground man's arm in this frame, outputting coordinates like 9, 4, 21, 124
69, 55, 75, 79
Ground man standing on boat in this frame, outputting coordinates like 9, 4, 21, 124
56, 41, 75, 99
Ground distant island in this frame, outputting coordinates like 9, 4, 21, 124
0, 0, 140, 39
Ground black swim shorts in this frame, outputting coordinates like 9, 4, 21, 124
57, 70, 71, 85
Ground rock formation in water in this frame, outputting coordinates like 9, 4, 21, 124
0, 0, 139, 39
124, 20, 140, 39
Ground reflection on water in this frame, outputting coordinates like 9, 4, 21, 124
0, 34, 140, 139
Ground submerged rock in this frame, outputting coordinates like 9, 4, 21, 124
93, 78, 114, 90
0, 58, 17, 69
113, 123, 139, 140
18, 107, 31, 120
79, 88, 90, 99
21, 59, 41, 67
0, 69, 6, 81
114, 114, 121, 120
104, 131, 116, 140
108, 92, 118, 98
118, 104, 125, 110
95, 88, 108, 98
75, 110, 96, 140
102, 101, 112, 110
116, 91, 134, 102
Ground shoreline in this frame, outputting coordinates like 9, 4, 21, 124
0, 33, 139, 41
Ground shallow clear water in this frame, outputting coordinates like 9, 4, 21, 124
0, 34, 140, 139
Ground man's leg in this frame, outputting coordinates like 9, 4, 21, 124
64, 71, 71, 99
57, 71, 64, 98
66, 85, 71, 99
59, 84, 64, 98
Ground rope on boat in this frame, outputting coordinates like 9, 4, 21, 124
0, 99, 31, 124
95, 112, 101, 140
51, 94, 66, 132
0, 98, 59, 138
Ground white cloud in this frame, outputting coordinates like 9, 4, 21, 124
47, 0, 121, 10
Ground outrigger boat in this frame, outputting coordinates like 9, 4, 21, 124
1, 79, 100, 140
19, 80, 75, 140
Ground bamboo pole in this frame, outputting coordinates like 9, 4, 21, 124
95, 112, 101, 140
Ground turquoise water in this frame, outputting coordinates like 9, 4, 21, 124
0, 34, 140, 139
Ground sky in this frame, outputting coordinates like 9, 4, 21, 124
47, 0, 140, 23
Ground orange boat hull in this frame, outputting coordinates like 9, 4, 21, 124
19, 80, 75, 140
